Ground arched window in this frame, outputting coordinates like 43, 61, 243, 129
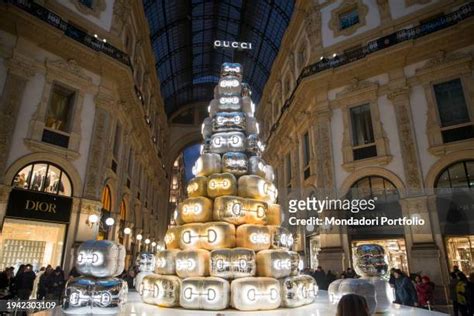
97, 185, 112, 240
346, 176, 403, 237
435, 160, 474, 189
435, 160, 474, 274
12, 162, 72, 196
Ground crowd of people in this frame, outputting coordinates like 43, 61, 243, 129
0, 264, 66, 302
305, 264, 474, 314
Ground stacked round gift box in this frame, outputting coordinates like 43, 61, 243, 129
138, 63, 318, 311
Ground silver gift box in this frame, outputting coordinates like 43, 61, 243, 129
241, 96, 254, 116
140, 274, 181, 307
241, 83, 252, 98
75, 240, 125, 278
212, 112, 246, 132
256, 250, 292, 279
289, 251, 300, 276
202, 138, 212, 154
353, 243, 389, 277
135, 271, 153, 292
135, 252, 156, 272
210, 96, 242, 116
246, 116, 258, 134
62, 276, 127, 315
201, 117, 213, 139
209, 248, 256, 279
155, 250, 180, 275
230, 277, 281, 311
246, 134, 261, 155
180, 276, 230, 310
269, 226, 294, 249
216, 77, 242, 96
248, 156, 266, 178
222, 152, 248, 176
238, 175, 278, 204
221, 62, 242, 78
175, 249, 210, 278
192, 153, 222, 176
210, 132, 246, 153
280, 275, 318, 307
248, 157, 275, 181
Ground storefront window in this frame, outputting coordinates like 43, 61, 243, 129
12, 162, 72, 197
446, 236, 474, 274
436, 161, 474, 273
119, 199, 127, 244
0, 218, 66, 271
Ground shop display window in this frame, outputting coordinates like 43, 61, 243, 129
0, 219, 66, 271
12, 162, 72, 196
446, 236, 474, 274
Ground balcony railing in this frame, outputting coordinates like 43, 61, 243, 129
267, 2, 474, 141
7, 0, 131, 66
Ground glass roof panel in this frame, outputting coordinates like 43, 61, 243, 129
144, 0, 294, 115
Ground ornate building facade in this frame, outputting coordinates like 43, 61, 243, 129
256, 0, 474, 303
0, 0, 170, 270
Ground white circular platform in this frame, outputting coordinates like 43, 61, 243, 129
35, 290, 447, 315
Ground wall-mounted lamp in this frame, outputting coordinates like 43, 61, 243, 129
87, 214, 99, 228
124, 227, 131, 235
151, 241, 157, 247
136, 234, 143, 241
105, 217, 115, 226
145, 239, 151, 245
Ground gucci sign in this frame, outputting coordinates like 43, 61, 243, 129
214, 40, 253, 50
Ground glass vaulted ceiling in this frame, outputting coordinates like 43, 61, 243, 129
143, 0, 294, 116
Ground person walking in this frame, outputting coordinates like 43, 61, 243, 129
45, 267, 65, 303
30, 267, 45, 299
313, 266, 327, 290
456, 272, 469, 316
17, 264, 35, 300
416, 275, 435, 309
393, 269, 417, 307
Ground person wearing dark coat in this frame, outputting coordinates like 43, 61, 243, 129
393, 269, 417, 307
45, 267, 65, 302
17, 264, 35, 300
313, 266, 327, 290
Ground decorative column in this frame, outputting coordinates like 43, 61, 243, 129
388, 69, 447, 302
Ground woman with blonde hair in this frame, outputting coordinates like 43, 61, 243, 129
337, 293, 370, 316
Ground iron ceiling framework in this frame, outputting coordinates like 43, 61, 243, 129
143, 0, 294, 116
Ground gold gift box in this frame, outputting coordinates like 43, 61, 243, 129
266, 204, 282, 225
179, 222, 236, 250
141, 274, 181, 307
154, 249, 180, 275
280, 275, 318, 307
237, 175, 278, 203
187, 176, 208, 198
164, 226, 181, 250
177, 197, 213, 224
213, 196, 267, 225
256, 249, 292, 279
235, 224, 271, 251
180, 276, 230, 310
207, 173, 237, 198
209, 248, 256, 279
268, 225, 294, 249
230, 277, 281, 311
175, 249, 210, 278
192, 153, 222, 176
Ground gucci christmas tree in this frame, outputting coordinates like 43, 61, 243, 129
138, 62, 318, 311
